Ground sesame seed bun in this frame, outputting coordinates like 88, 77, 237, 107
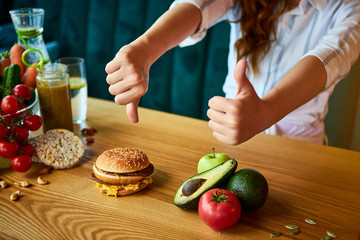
96, 147, 149, 173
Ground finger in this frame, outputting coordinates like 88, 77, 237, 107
126, 100, 140, 123
105, 59, 120, 74
208, 96, 234, 113
207, 108, 228, 125
108, 77, 135, 96
105, 47, 126, 74
114, 89, 140, 105
212, 131, 237, 145
106, 69, 124, 85
208, 119, 228, 135
234, 59, 247, 95
234, 59, 256, 98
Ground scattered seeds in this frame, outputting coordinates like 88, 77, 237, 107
327, 231, 337, 238
270, 232, 281, 238
10, 190, 20, 201
285, 224, 299, 230
0, 180, 7, 188
290, 229, 300, 235
321, 236, 331, 240
305, 219, 317, 225
37, 176, 48, 185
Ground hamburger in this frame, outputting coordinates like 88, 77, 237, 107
92, 147, 154, 196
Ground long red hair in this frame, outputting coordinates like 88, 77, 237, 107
233, 0, 297, 75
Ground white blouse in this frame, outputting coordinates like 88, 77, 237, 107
171, 0, 360, 144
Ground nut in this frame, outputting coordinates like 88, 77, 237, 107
10, 191, 20, 201
39, 166, 53, 174
37, 176, 48, 185
16, 181, 30, 187
0, 180, 7, 188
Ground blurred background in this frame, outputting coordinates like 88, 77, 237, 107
0, 0, 359, 151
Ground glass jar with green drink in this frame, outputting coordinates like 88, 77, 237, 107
9, 8, 50, 63
36, 63, 73, 132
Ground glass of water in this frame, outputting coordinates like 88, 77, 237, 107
55, 57, 87, 123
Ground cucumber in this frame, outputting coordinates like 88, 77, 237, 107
0, 67, 9, 98
2, 64, 21, 98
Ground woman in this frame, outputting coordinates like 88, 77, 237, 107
105, 0, 360, 145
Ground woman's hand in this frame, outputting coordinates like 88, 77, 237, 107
105, 43, 150, 123
207, 60, 272, 145
105, 3, 202, 123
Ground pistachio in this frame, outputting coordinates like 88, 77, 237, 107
0, 180, 7, 188
37, 176, 48, 185
10, 190, 20, 201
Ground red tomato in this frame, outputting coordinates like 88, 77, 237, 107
11, 155, 32, 172
1, 114, 14, 126
23, 115, 42, 131
12, 84, 32, 101
0, 125, 8, 140
0, 141, 19, 159
19, 143, 35, 157
1, 95, 19, 114
13, 125, 29, 142
14, 103, 28, 119
198, 188, 241, 229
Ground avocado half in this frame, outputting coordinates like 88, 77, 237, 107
173, 159, 237, 210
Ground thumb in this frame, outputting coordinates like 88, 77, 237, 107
126, 100, 140, 123
234, 59, 253, 97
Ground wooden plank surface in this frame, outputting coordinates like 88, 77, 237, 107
0, 97, 359, 240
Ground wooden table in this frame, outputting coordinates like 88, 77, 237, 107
1, 97, 359, 240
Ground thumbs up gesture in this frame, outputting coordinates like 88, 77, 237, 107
207, 59, 270, 145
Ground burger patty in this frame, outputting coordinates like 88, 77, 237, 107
91, 174, 151, 185
94, 163, 154, 177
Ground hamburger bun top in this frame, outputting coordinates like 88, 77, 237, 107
96, 147, 149, 173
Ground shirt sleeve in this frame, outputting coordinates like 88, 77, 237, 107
170, 0, 233, 47
303, 1, 360, 91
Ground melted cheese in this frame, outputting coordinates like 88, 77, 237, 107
95, 177, 152, 197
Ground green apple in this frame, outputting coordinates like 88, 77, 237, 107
197, 148, 232, 173
0, 156, 11, 169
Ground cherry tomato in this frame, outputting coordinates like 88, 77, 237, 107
13, 125, 29, 141
1, 114, 14, 126
12, 84, 32, 101
0, 125, 8, 140
0, 141, 19, 159
23, 115, 42, 131
14, 103, 28, 119
198, 188, 241, 229
19, 143, 35, 157
1, 95, 19, 114
11, 155, 32, 172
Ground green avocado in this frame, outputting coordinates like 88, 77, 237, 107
226, 168, 269, 211
173, 159, 237, 210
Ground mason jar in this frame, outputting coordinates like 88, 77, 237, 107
36, 63, 73, 133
